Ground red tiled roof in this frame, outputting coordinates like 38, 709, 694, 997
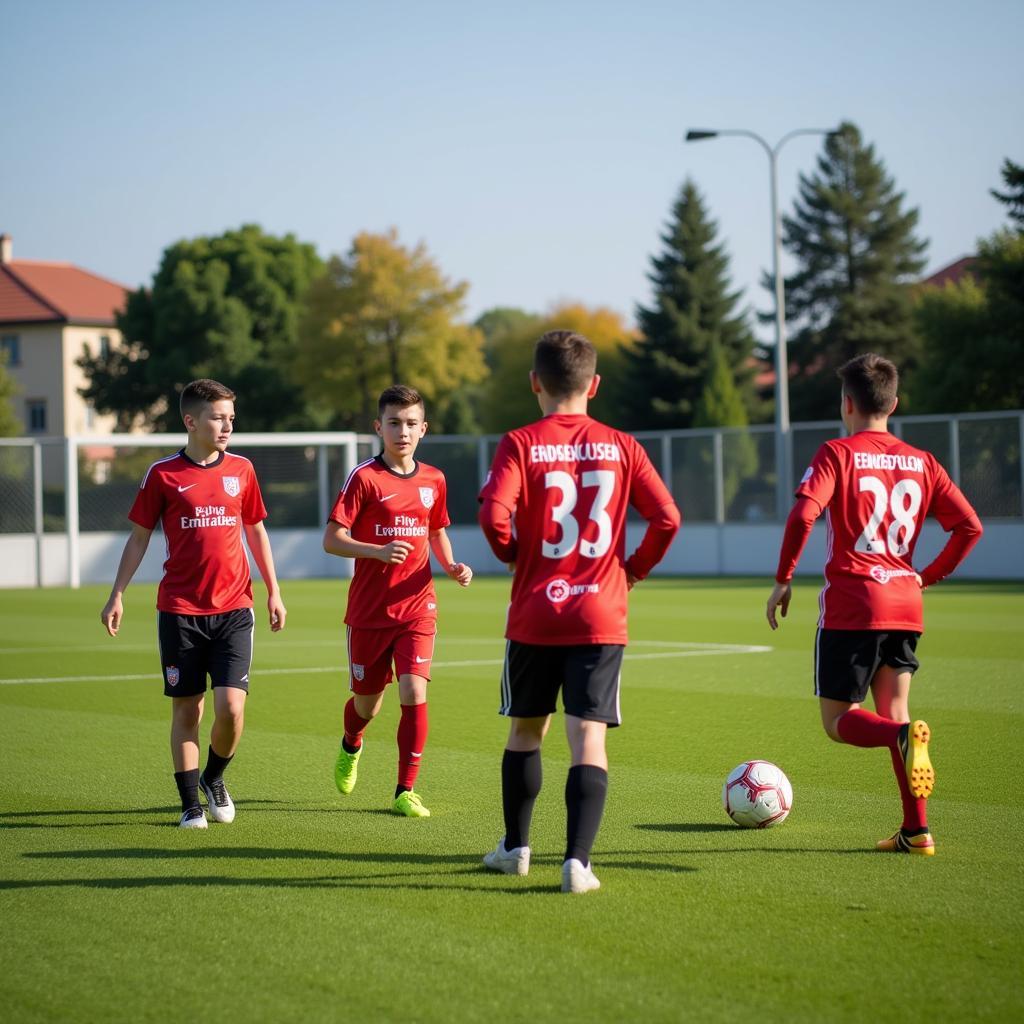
0, 260, 129, 325
921, 256, 976, 290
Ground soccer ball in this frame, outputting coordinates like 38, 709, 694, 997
722, 760, 793, 828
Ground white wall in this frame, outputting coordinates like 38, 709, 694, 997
1, 520, 1021, 588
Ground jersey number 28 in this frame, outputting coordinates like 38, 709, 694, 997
855, 476, 923, 556
543, 470, 615, 559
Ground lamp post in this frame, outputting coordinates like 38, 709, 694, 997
685, 127, 840, 519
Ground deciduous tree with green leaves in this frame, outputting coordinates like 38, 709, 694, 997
479, 302, 635, 434
0, 356, 20, 437
777, 122, 927, 419
78, 225, 323, 431
295, 229, 485, 431
622, 179, 756, 430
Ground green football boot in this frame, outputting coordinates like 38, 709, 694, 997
392, 790, 431, 817
334, 742, 362, 795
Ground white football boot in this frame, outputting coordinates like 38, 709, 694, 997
561, 858, 601, 893
482, 839, 531, 876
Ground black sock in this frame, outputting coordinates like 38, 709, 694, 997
502, 748, 542, 850
174, 769, 200, 812
342, 738, 360, 754
564, 764, 608, 866
203, 745, 233, 784
395, 785, 411, 799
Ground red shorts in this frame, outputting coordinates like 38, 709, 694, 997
345, 618, 437, 694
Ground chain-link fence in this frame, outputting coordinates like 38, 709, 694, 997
2, 411, 1021, 585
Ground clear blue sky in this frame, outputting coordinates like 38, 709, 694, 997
2, 1, 1021, 341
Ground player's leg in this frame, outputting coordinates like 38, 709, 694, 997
335, 627, 391, 795
390, 621, 436, 816
871, 639, 934, 854
160, 612, 208, 829
392, 672, 430, 817
483, 642, 559, 875
560, 645, 623, 894
200, 610, 253, 824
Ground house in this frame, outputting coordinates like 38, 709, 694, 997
0, 233, 129, 437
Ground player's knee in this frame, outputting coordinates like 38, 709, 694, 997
172, 699, 203, 731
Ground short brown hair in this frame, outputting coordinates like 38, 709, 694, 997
836, 353, 899, 415
180, 379, 235, 419
533, 330, 597, 398
377, 384, 425, 418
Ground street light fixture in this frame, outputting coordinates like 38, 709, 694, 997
685, 126, 842, 519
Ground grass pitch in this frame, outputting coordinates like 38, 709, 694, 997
1, 577, 1021, 1023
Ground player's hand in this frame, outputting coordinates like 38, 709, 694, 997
915, 573, 923, 588
626, 572, 639, 591
101, 595, 123, 637
447, 562, 473, 587
507, 561, 515, 575
268, 593, 287, 632
379, 540, 414, 564
766, 582, 792, 631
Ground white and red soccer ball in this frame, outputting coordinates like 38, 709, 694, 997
722, 760, 793, 828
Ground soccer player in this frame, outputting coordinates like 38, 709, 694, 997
766, 353, 982, 855
100, 378, 286, 829
323, 384, 472, 818
478, 330, 681, 893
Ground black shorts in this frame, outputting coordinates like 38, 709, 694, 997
500, 641, 624, 726
814, 628, 920, 703
157, 608, 255, 698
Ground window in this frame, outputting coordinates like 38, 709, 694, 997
99, 334, 111, 359
27, 399, 47, 433
1, 334, 20, 366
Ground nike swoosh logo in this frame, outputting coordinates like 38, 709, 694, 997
177, 484, 197, 493
415, 656, 429, 663
380, 493, 398, 502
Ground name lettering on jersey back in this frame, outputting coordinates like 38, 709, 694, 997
530, 442, 621, 464
180, 505, 239, 529
853, 452, 924, 473
375, 514, 428, 538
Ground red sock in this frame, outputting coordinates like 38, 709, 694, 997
343, 698, 370, 749
835, 708, 901, 748
397, 702, 429, 791
889, 746, 928, 832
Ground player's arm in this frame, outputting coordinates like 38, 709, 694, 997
429, 527, 473, 586
623, 501, 681, 590
917, 469, 983, 587
766, 495, 823, 630
243, 521, 287, 632
322, 522, 413, 564
100, 523, 153, 636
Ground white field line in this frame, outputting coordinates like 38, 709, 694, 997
0, 642, 771, 685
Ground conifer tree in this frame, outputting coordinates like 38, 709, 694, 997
991, 158, 1024, 229
777, 122, 927, 419
623, 179, 755, 429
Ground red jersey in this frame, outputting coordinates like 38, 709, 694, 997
478, 413, 680, 646
128, 450, 267, 615
789, 431, 979, 631
329, 456, 451, 629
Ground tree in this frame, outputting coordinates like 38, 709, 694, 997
479, 302, 635, 434
0, 356, 20, 437
777, 122, 927, 419
991, 158, 1024, 229
912, 230, 1024, 412
79, 225, 323, 431
295, 229, 486, 431
622, 179, 756, 430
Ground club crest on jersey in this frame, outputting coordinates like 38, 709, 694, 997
419, 487, 434, 509
222, 476, 240, 497
352, 663, 365, 681
165, 666, 179, 687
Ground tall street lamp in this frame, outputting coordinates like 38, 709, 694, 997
685, 127, 841, 519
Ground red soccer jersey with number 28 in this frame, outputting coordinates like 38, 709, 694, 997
479, 414, 679, 646
128, 450, 267, 615
796, 431, 976, 631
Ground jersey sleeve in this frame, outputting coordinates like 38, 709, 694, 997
127, 464, 166, 529
925, 457, 978, 530
774, 495, 822, 583
329, 468, 371, 528
795, 442, 840, 510
478, 434, 522, 563
241, 464, 268, 525
430, 474, 451, 531
623, 438, 681, 580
